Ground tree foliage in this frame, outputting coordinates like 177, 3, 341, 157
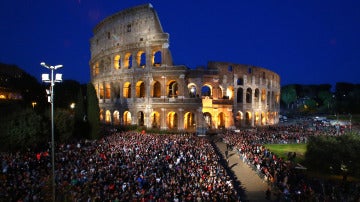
305, 133, 360, 179
0, 108, 49, 151
86, 83, 101, 139
281, 85, 297, 109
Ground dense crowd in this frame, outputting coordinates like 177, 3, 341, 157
0, 132, 240, 201
221, 124, 360, 201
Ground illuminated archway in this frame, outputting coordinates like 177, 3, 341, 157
201, 85, 212, 97
99, 109, 104, 122
236, 111, 243, 127
167, 80, 178, 97
153, 50, 162, 67
217, 112, 225, 129
113, 110, 120, 125
123, 82, 131, 98
152, 81, 161, 97
105, 110, 111, 124
150, 111, 160, 128
203, 112, 212, 128
167, 111, 178, 129
136, 50, 146, 68
188, 83, 197, 98
124, 53, 132, 69
245, 111, 252, 126
123, 111, 132, 125
136, 81, 145, 98
226, 86, 234, 100
184, 112, 195, 130
254, 112, 260, 125
114, 55, 121, 69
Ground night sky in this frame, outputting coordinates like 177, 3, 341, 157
0, 0, 359, 86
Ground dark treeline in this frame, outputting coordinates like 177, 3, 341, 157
281, 83, 360, 114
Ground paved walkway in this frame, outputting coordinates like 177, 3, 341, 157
214, 140, 269, 202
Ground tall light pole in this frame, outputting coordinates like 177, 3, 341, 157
41, 62, 63, 201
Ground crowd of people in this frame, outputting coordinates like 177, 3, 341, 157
221, 123, 360, 201
0, 132, 240, 201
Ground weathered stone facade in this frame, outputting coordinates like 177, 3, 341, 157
90, 4, 280, 132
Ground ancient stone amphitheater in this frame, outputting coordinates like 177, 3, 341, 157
90, 4, 280, 133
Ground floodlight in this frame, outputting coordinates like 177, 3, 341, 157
55, 74, 62, 82
42, 74, 50, 82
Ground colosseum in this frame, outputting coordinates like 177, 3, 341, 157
90, 4, 281, 133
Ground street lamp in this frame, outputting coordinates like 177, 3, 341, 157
41, 62, 63, 201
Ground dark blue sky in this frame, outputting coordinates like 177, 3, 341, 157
1, 0, 359, 86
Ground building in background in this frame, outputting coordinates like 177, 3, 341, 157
90, 4, 280, 132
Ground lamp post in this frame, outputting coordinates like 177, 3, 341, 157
41, 62, 63, 202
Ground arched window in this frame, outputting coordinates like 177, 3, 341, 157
261, 89, 266, 102
123, 111, 132, 125
136, 81, 145, 98
152, 81, 161, 97
184, 112, 195, 129
124, 53, 132, 69
168, 81, 178, 97
151, 111, 160, 128
217, 112, 225, 129
203, 112, 212, 128
105, 110, 111, 123
226, 86, 234, 100
167, 112, 178, 129
137, 111, 144, 126
188, 84, 197, 98
201, 85, 211, 97
137, 51, 146, 68
99, 84, 104, 99
153, 51, 162, 67
254, 88, 259, 100
113, 111, 120, 125
237, 88, 243, 103
123, 82, 131, 98
246, 88, 252, 103
237, 78, 243, 85
114, 55, 121, 69
105, 83, 111, 99
99, 109, 104, 121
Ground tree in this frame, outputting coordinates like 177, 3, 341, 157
86, 83, 101, 139
54, 108, 74, 142
73, 85, 89, 139
0, 108, 49, 151
281, 85, 297, 109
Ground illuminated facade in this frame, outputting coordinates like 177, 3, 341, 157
90, 4, 280, 131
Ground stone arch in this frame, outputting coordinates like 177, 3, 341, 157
124, 52, 132, 69
254, 112, 260, 125
137, 111, 144, 126
114, 55, 121, 69
123, 111, 132, 125
254, 88, 260, 100
261, 112, 266, 125
184, 112, 195, 130
113, 110, 120, 125
123, 82, 131, 98
236, 111, 243, 127
153, 50, 162, 67
261, 89, 266, 102
246, 88, 252, 103
217, 112, 225, 129
136, 80, 145, 98
245, 111, 252, 126
105, 110, 111, 124
93, 62, 99, 76
136, 50, 146, 68
150, 111, 160, 128
203, 112, 212, 128
167, 111, 178, 129
151, 80, 161, 98
237, 88, 243, 103
167, 80, 178, 97
99, 83, 104, 99
105, 83, 111, 99
237, 77, 243, 85
187, 83, 197, 98
201, 85, 212, 97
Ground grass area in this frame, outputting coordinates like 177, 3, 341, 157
264, 143, 307, 163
